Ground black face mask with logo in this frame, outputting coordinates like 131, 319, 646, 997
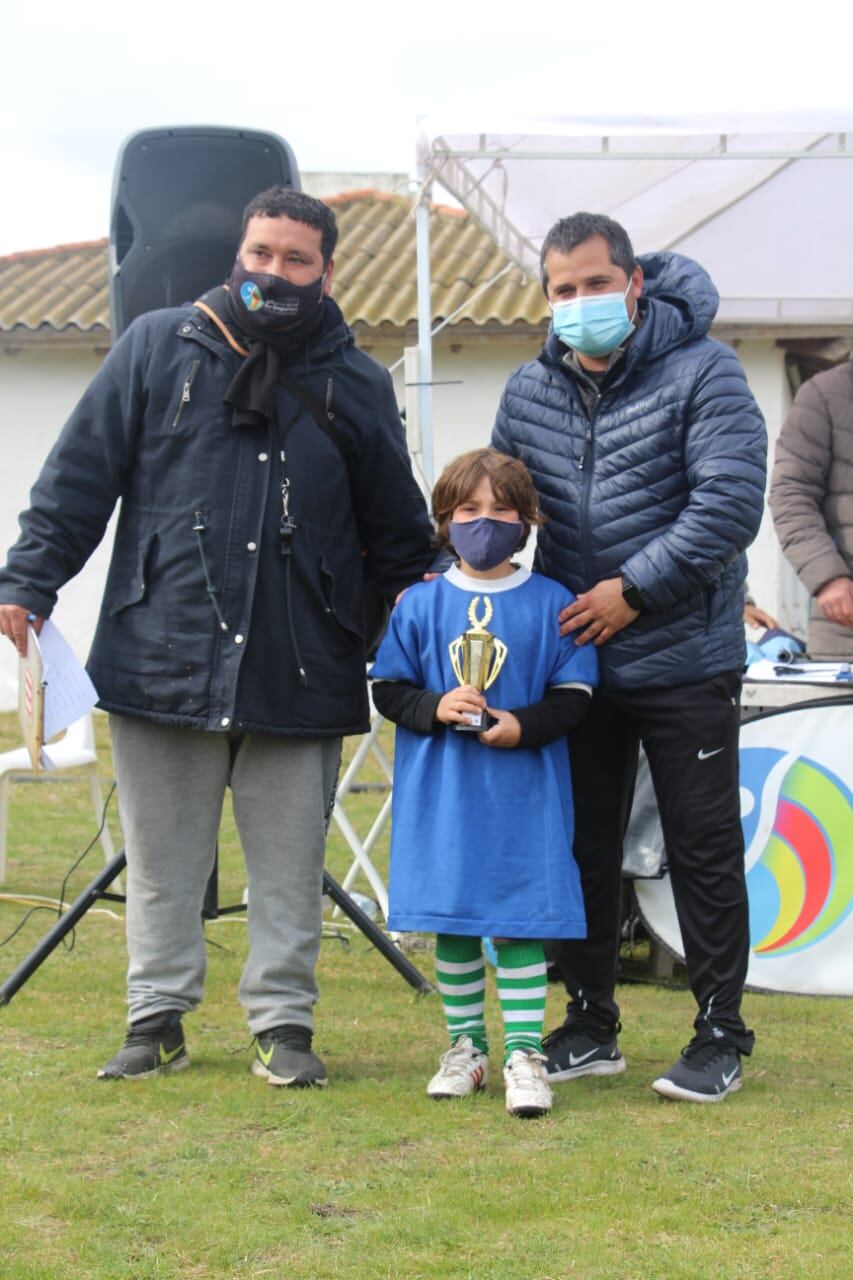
228, 259, 326, 337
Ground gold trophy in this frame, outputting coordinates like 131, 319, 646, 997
448, 595, 508, 732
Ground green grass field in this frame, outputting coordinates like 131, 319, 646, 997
0, 713, 850, 1280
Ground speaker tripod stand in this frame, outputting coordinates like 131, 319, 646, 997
0, 848, 432, 1007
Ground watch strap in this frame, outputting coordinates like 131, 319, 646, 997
621, 575, 643, 612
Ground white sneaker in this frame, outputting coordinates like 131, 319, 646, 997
503, 1049, 553, 1118
426, 1036, 489, 1099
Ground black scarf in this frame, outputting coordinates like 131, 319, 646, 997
200, 285, 328, 430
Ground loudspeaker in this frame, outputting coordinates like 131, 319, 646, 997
109, 126, 300, 339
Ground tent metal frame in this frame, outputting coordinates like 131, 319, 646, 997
413, 127, 853, 482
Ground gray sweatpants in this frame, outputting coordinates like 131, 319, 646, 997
110, 714, 341, 1035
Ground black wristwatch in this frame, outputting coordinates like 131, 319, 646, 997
621, 575, 643, 613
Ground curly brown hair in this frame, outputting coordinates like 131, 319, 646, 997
239, 186, 338, 266
432, 448, 543, 553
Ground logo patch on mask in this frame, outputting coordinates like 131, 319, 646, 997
264, 297, 300, 316
240, 281, 265, 312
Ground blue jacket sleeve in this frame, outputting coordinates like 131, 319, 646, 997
621, 345, 767, 610
491, 388, 520, 460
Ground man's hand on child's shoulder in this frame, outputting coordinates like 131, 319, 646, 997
479, 708, 521, 749
395, 572, 441, 606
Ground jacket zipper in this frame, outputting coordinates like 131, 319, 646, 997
192, 511, 229, 633
579, 390, 601, 590
172, 359, 201, 430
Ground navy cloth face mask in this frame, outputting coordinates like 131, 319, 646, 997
450, 517, 523, 570
551, 280, 636, 357
229, 260, 325, 331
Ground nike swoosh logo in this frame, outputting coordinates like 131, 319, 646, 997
721, 1067, 739, 1087
697, 747, 725, 760
159, 1043, 184, 1065
257, 1042, 275, 1067
568, 1048, 599, 1066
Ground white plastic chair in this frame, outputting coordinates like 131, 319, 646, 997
0, 713, 115, 884
331, 710, 393, 918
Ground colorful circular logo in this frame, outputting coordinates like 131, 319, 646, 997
741, 747, 853, 956
240, 281, 264, 311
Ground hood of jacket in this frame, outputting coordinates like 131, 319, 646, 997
540, 250, 720, 372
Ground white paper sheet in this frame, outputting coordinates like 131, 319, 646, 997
37, 619, 99, 741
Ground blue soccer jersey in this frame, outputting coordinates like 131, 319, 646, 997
370, 565, 598, 937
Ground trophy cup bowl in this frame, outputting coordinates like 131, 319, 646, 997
448, 596, 508, 734
454, 630, 495, 732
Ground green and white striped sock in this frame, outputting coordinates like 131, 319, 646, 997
494, 940, 547, 1062
435, 934, 488, 1055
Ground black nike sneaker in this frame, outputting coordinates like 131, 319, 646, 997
652, 1037, 742, 1102
251, 1024, 327, 1087
97, 1011, 188, 1080
541, 1017, 626, 1082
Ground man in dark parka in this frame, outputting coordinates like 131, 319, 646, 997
0, 188, 435, 1085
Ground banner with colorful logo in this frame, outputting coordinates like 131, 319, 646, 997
635, 700, 853, 996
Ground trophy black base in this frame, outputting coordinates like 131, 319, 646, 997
452, 710, 497, 733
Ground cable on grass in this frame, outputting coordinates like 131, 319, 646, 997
322, 926, 351, 948
204, 934, 233, 954
56, 781, 117, 952
0, 781, 117, 953
202, 918, 352, 952
0, 901, 62, 949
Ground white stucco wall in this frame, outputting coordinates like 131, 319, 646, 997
365, 332, 543, 476
0, 345, 113, 709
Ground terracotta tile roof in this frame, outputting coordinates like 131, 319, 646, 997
0, 191, 549, 340
0, 240, 110, 335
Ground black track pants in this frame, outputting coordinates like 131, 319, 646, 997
552, 671, 755, 1054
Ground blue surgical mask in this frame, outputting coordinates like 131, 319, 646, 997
550, 280, 636, 357
449, 517, 523, 571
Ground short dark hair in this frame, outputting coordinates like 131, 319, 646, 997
239, 186, 338, 266
432, 448, 543, 553
540, 212, 636, 292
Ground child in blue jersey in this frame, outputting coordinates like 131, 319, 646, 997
370, 448, 598, 1118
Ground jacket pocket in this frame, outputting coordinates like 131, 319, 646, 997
108, 533, 156, 617
169, 360, 202, 433
709, 670, 742, 700
320, 555, 364, 639
702, 584, 715, 626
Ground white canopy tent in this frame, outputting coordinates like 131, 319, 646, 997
414, 109, 853, 477
413, 108, 853, 629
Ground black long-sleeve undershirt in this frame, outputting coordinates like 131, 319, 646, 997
370, 679, 591, 748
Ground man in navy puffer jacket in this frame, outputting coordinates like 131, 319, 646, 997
492, 213, 766, 1103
